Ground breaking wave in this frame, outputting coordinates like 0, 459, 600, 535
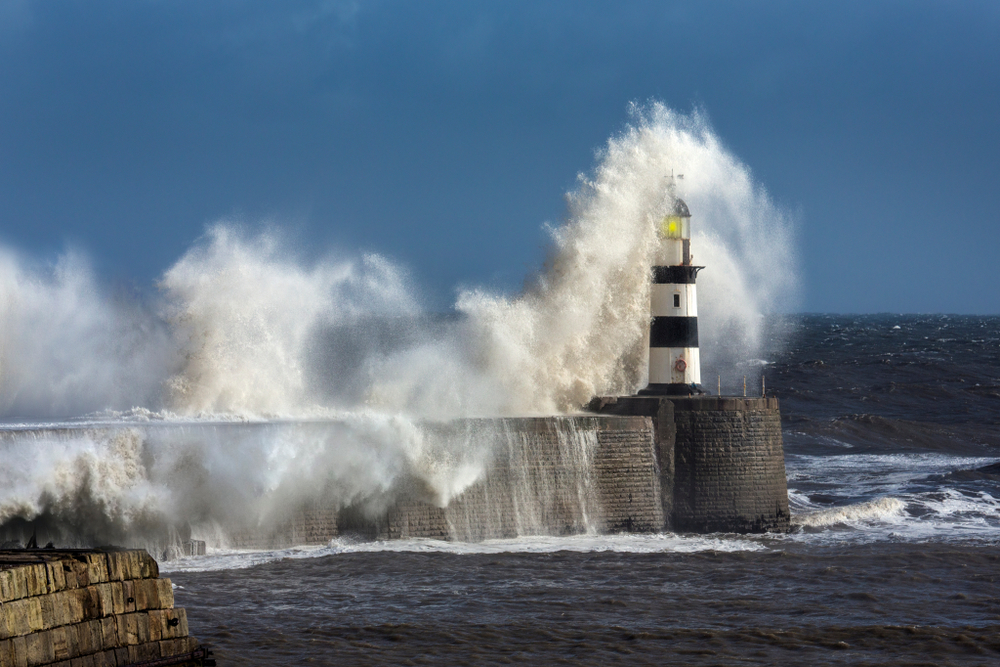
0, 103, 796, 421
0, 103, 797, 546
793, 497, 907, 528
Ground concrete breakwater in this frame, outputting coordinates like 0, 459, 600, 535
0, 549, 205, 667
240, 398, 788, 545
0, 398, 788, 552
588, 396, 790, 534
226, 415, 663, 547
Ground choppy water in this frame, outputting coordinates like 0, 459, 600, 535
156, 314, 1000, 665
172, 544, 1000, 666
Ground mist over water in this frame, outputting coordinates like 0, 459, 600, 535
161, 225, 419, 417
0, 104, 798, 546
0, 104, 796, 421
0, 249, 174, 419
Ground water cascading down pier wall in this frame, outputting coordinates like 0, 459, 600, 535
0, 402, 789, 552
377, 416, 667, 542
323, 399, 789, 543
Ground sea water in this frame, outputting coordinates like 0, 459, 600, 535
163, 315, 1000, 665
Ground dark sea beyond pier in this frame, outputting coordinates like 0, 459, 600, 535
161, 314, 1000, 666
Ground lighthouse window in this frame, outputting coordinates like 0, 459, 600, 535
673, 293, 681, 308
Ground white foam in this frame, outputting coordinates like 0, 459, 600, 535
790, 453, 996, 482
159, 532, 767, 573
786, 453, 1000, 545
793, 497, 906, 527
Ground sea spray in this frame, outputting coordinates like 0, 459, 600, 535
160, 225, 418, 417
0, 416, 495, 548
0, 427, 165, 545
368, 103, 798, 414
0, 104, 796, 421
0, 249, 174, 418
0, 102, 798, 546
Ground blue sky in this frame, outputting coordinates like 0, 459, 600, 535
1, 0, 998, 313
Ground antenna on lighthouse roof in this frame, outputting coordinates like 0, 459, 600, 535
666, 171, 685, 197
666, 170, 678, 198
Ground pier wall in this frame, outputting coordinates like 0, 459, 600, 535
350, 399, 788, 540
0, 549, 204, 667
0, 401, 788, 553
385, 416, 663, 541
588, 396, 790, 534
226, 503, 340, 550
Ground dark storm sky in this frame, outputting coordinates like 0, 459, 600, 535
1, 1, 997, 313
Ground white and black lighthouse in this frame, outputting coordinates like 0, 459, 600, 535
639, 183, 705, 396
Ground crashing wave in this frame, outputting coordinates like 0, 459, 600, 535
793, 497, 906, 527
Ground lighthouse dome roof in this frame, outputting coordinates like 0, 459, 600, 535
671, 198, 691, 217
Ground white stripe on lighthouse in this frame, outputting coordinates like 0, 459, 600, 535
650, 284, 698, 317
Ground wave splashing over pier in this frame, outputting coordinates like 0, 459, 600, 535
0, 104, 793, 422
382, 103, 798, 415
0, 103, 795, 548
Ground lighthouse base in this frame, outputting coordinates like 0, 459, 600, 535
586, 395, 789, 533
638, 382, 706, 396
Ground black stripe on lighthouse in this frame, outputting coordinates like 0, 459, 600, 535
652, 265, 702, 284
649, 317, 699, 347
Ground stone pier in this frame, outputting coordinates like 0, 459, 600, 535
383, 416, 664, 541
0, 405, 789, 553
356, 402, 789, 540
587, 396, 790, 533
0, 549, 207, 667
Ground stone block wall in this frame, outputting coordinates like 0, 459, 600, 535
384, 416, 662, 541
672, 397, 789, 533
226, 502, 339, 550
289, 505, 341, 545
387, 502, 449, 541
0, 549, 204, 667
227, 399, 786, 545
591, 423, 665, 533
588, 395, 789, 534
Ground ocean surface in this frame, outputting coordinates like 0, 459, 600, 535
153, 314, 1000, 665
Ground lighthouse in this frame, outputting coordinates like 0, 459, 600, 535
587, 180, 789, 537
639, 181, 705, 396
